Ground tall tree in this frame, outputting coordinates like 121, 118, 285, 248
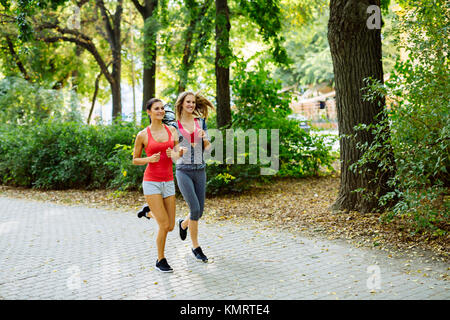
238, 0, 288, 65
35, 0, 124, 120
327, 0, 394, 213
215, 0, 231, 128
4, 35, 31, 81
178, 0, 214, 94
96, 0, 123, 120
130, 0, 158, 112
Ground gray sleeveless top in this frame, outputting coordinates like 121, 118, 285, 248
174, 118, 210, 170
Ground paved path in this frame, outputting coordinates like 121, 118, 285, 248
0, 197, 448, 300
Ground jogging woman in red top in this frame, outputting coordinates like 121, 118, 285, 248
132, 98, 186, 273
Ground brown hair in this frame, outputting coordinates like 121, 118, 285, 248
145, 98, 162, 110
175, 91, 215, 120
145, 98, 163, 124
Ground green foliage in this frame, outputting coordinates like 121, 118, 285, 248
273, 6, 333, 87
231, 59, 292, 129
1, 0, 69, 41
233, 58, 336, 174
237, 0, 289, 65
158, 0, 216, 98
104, 142, 145, 192
203, 58, 337, 194
274, 3, 399, 88
0, 120, 140, 190
0, 1, 115, 109
205, 162, 263, 195
351, 0, 449, 233
0, 76, 82, 124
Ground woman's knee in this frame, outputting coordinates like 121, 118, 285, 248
158, 219, 171, 233
159, 217, 175, 232
189, 210, 202, 221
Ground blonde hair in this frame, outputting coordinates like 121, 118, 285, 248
175, 91, 215, 120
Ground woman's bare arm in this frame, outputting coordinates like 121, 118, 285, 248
132, 131, 160, 165
166, 127, 186, 162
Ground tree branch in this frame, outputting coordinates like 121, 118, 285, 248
96, 0, 116, 49
36, 21, 92, 42
37, 34, 113, 85
87, 64, 110, 124
5, 35, 30, 81
113, 0, 123, 49
130, 0, 145, 16
76, 0, 89, 7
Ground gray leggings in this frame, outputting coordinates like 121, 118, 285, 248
176, 169, 206, 221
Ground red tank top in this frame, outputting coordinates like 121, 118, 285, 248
143, 125, 174, 182
177, 118, 201, 143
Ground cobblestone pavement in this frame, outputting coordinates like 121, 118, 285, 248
0, 196, 448, 300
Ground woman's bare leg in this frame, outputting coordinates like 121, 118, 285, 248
181, 217, 199, 249
145, 195, 171, 261
189, 220, 199, 249
163, 195, 176, 232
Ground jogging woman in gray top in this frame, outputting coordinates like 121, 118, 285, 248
174, 91, 214, 262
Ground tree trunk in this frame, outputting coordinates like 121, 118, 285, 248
131, 0, 158, 112
88, 72, 102, 124
215, 0, 231, 129
178, 26, 194, 94
142, 27, 156, 110
97, 0, 123, 120
111, 76, 121, 120
5, 35, 30, 81
178, 0, 214, 94
328, 0, 392, 213
111, 10, 122, 121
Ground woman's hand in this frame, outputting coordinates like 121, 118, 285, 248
179, 147, 188, 157
167, 147, 187, 160
148, 152, 161, 163
197, 129, 208, 141
198, 129, 211, 151
166, 148, 174, 159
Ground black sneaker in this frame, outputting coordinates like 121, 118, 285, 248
192, 246, 208, 263
178, 219, 188, 241
137, 205, 150, 219
155, 258, 173, 273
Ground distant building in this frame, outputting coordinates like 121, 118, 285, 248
288, 84, 337, 129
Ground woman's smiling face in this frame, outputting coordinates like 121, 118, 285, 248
147, 101, 165, 120
182, 94, 196, 114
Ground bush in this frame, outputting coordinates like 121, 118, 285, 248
0, 61, 336, 196
231, 59, 336, 176
105, 143, 145, 191
0, 76, 82, 125
352, 1, 449, 233
0, 120, 140, 190
201, 58, 337, 195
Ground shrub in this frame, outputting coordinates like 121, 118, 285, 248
105, 143, 145, 191
201, 58, 337, 195
231, 59, 336, 176
352, 1, 449, 233
0, 76, 82, 125
0, 120, 139, 190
